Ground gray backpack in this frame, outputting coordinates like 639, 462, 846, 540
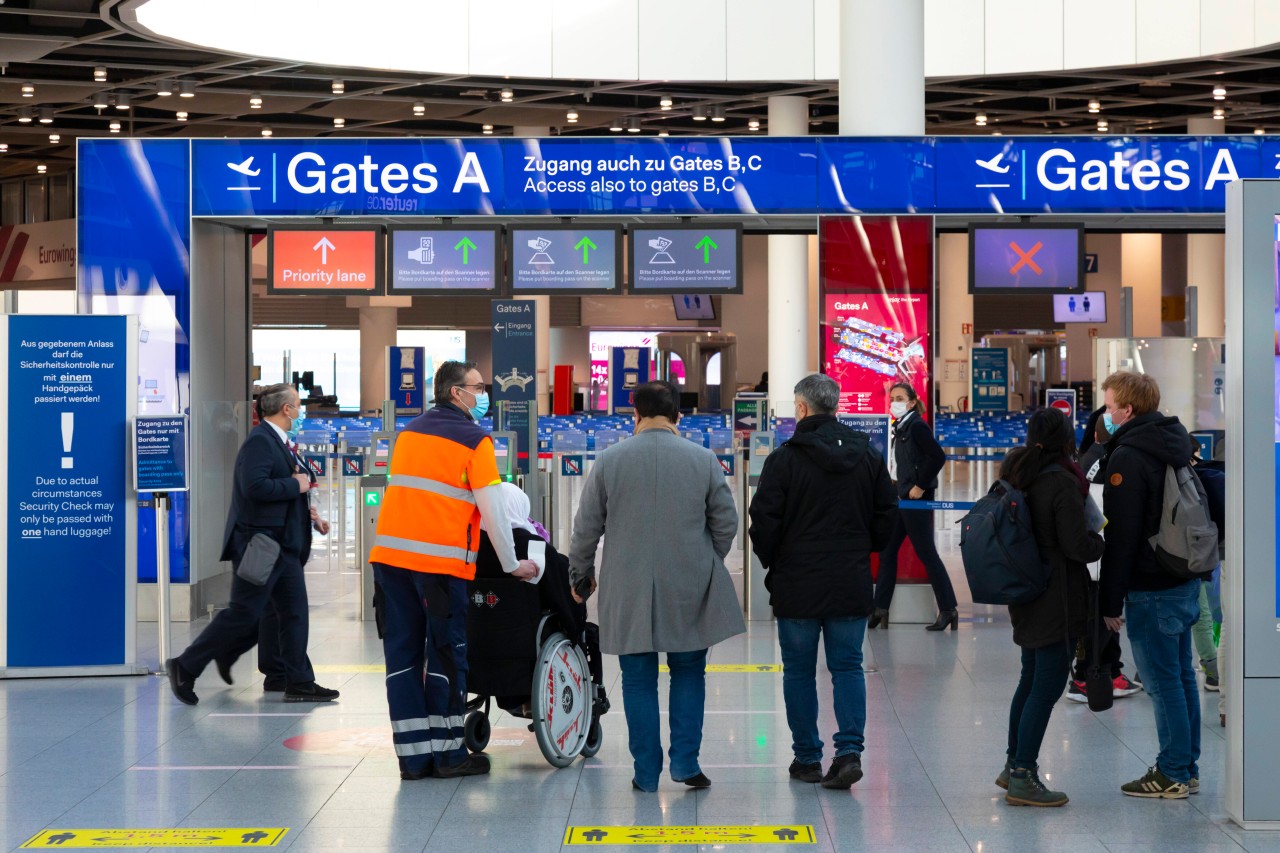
1149, 465, 1219, 579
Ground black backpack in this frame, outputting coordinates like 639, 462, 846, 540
959, 467, 1058, 606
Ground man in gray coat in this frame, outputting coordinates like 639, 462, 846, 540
569, 380, 744, 793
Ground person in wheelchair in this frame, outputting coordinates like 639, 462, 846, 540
469, 483, 606, 724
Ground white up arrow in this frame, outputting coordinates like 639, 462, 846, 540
313, 236, 336, 264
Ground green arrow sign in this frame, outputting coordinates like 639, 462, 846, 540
574, 236, 598, 264
454, 236, 477, 264
694, 235, 719, 264
364, 491, 380, 506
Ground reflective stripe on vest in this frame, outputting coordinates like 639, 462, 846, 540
373, 534, 475, 565
389, 474, 476, 504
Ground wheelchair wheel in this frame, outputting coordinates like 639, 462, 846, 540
464, 710, 491, 753
581, 718, 603, 758
530, 632, 593, 768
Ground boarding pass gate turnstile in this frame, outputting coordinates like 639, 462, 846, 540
741, 431, 775, 621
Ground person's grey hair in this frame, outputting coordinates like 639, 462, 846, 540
794, 373, 840, 415
258, 383, 295, 417
434, 360, 478, 405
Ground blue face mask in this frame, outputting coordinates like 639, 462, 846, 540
467, 390, 490, 421
285, 405, 303, 439
1102, 412, 1117, 435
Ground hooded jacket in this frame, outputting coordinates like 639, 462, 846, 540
1100, 411, 1195, 617
748, 414, 898, 618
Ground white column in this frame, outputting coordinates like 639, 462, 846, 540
514, 126, 553, 402
1187, 117, 1227, 337
767, 97, 810, 419
839, 0, 924, 135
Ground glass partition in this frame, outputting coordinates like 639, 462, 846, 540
1093, 336, 1225, 431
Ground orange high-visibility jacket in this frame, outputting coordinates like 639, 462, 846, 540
369, 404, 502, 580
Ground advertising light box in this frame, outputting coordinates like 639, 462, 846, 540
823, 292, 930, 415
629, 225, 743, 294
969, 223, 1084, 294
388, 226, 501, 293
268, 226, 384, 295
509, 226, 620, 294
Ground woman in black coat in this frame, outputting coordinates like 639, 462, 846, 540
870, 382, 958, 631
998, 408, 1105, 808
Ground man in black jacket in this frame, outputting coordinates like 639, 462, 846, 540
749, 373, 897, 790
165, 383, 338, 705
1098, 372, 1199, 799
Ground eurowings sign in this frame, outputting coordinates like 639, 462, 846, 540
187, 136, 1275, 217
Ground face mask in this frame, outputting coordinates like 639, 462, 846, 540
467, 390, 490, 421
285, 406, 303, 439
890, 401, 909, 419
1103, 411, 1123, 434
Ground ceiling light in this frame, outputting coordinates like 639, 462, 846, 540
566, 109, 579, 123
658, 131, 669, 137
747, 118, 760, 131
17, 107, 31, 124
1255, 127, 1266, 135
482, 123, 493, 134
1213, 106, 1225, 119
0, 143, 7, 153
178, 80, 195, 98
92, 91, 109, 109
1213, 85, 1227, 100
711, 106, 725, 122
627, 117, 642, 132
21, 82, 34, 98
992, 131, 1003, 136
1087, 99, 1100, 113
659, 95, 673, 110
94, 66, 107, 82
115, 93, 130, 110
331, 79, 344, 95
692, 105, 707, 121
975, 113, 987, 126
609, 117, 623, 132
413, 101, 425, 116
1097, 119, 1109, 131
249, 93, 263, 109
109, 120, 121, 133
333, 117, 345, 127
37, 164, 47, 174
48, 133, 60, 144
156, 79, 173, 97
500, 88, 513, 102
38, 107, 54, 125
176, 111, 188, 121
261, 127, 273, 137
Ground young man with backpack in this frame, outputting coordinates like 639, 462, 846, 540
1098, 372, 1206, 799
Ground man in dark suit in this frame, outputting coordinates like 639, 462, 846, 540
165, 383, 338, 705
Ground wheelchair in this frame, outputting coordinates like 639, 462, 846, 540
463, 574, 608, 767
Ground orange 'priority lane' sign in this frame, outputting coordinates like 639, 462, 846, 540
268, 228, 382, 294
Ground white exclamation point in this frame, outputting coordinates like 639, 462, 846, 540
61, 412, 74, 469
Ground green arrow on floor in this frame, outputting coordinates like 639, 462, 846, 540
574, 236, 597, 264
454, 236, 477, 264
695, 235, 719, 264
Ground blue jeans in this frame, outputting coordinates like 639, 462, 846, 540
777, 617, 867, 765
1125, 580, 1202, 783
618, 649, 708, 791
1007, 641, 1073, 768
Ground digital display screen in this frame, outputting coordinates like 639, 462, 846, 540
823, 292, 930, 415
388, 227, 501, 292
267, 227, 383, 295
629, 226, 743, 293
1054, 291, 1106, 323
509, 226, 620, 294
672, 294, 716, 320
969, 224, 1084, 294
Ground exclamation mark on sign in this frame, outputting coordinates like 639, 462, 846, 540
61, 412, 74, 469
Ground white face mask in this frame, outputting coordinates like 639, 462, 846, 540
890, 401, 909, 419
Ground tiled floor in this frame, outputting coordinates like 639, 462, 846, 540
0, 500, 1269, 852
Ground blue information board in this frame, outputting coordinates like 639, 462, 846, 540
387, 345, 426, 416
4, 315, 134, 671
971, 348, 1010, 412
610, 347, 651, 415
837, 414, 892, 460
491, 300, 537, 474
133, 415, 188, 492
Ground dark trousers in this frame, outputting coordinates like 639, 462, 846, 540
873, 499, 958, 612
374, 562, 469, 775
1007, 641, 1073, 768
1073, 625, 1124, 680
220, 603, 312, 688
177, 549, 315, 686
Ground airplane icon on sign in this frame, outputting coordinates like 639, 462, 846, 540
975, 153, 1010, 174
227, 157, 261, 177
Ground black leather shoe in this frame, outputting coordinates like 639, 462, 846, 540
867, 609, 890, 630
676, 772, 711, 788
820, 753, 864, 790
262, 678, 286, 693
283, 682, 339, 702
789, 760, 823, 783
165, 658, 198, 706
926, 610, 959, 632
432, 754, 490, 778
215, 658, 234, 685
